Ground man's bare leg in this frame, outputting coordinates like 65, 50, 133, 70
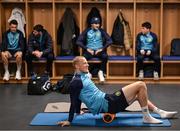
15, 51, 22, 80
122, 81, 162, 123
1, 51, 11, 81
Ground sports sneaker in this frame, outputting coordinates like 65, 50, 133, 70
138, 70, 144, 80
15, 70, 22, 80
98, 70, 105, 84
153, 71, 159, 80
143, 115, 163, 124
3, 71, 10, 81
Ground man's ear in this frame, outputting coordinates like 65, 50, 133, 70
75, 64, 79, 69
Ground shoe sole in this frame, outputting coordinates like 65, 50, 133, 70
99, 81, 105, 84
3, 79, 9, 81
15, 77, 22, 80
154, 78, 159, 80
138, 77, 144, 80
143, 121, 162, 124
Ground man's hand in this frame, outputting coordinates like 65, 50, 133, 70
146, 50, 151, 56
95, 49, 103, 55
140, 49, 145, 55
36, 51, 43, 58
32, 50, 43, 58
87, 48, 94, 55
57, 121, 70, 127
14, 51, 22, 58
32, 50, 38, 56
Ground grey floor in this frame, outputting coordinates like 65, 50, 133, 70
0, 83, 180, 130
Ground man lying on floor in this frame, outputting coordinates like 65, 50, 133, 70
58, 56, 178, 127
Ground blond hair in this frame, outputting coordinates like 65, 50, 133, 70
72, 56, 85, 67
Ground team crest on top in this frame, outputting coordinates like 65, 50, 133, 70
115, 91, 121, 96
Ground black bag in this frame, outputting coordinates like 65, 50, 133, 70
170, 38, 180, 56
27, 74, 51, 95
53, 74, 74, 94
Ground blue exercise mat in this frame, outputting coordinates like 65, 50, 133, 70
30, 113, 171, 127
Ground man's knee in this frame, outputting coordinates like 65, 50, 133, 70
137, 55, 144, 61
15, 52, 22, 59
153, 55, 160, 62
47, 53, 54, 61
136, 81, 147, 90
99, 53, 108, 61
101, 54, 108, 60
1, 52, 9, 61
16, 56, 22, 63
83, 52, 93, 60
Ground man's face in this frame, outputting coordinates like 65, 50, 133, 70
76, 58, 89, 73
9, 24, 17, 33
91, 23, 100, 30
33, 30, 41, 37
141, 27, 150, 34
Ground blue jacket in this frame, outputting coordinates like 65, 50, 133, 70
136, 31, 158, 55
76, 28, 112, 52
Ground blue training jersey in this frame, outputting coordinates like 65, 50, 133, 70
79, 73, 108, 114
140, 32, 154, 50
86, 29, 103, 51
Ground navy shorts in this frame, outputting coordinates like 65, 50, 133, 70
8, 50, 19, 56
105, 89, 129, 113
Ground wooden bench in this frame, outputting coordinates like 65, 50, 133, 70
161, 56, 180, 79
107, 56, 134, 79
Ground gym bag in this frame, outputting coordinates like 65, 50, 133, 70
27, 74, 51, 95
52, 74, 74, 94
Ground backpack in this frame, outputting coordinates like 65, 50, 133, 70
52, 74, 74, 94
170, 38, 180, 56
27, 74, 51, 95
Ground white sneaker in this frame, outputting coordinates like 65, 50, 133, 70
138, 70, 144, 80
143, 115, 163, 124
159, 110, 178, 119
15, 70, 21, 80
98, 70, 105, 84
3, 71, 10, 81
153, 71, 159, 80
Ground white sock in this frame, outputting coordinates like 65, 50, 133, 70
153, 107, 178, 119
142, 106, 162, 124
4, 65, 9, 73
17, 64, 21, 72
